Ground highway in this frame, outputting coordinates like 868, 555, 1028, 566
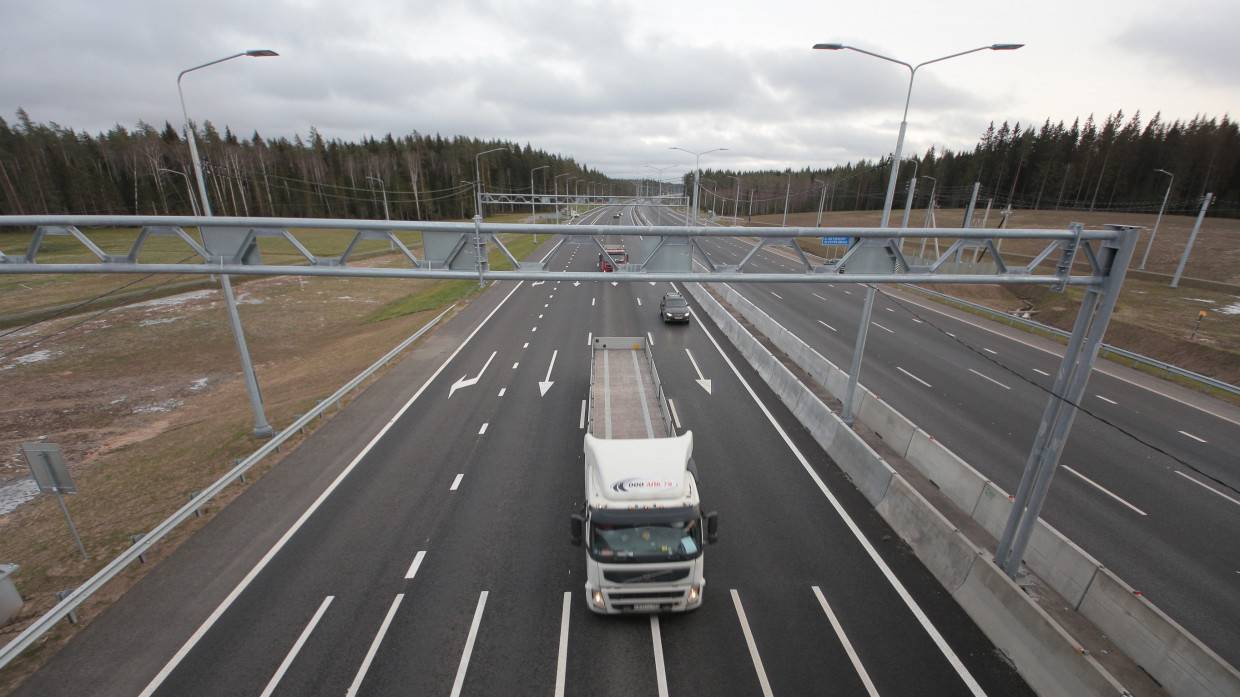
639, 203, 1240, 666
12, 205, 1034, 697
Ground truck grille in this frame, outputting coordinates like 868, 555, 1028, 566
606, 589, 687, 611
604, 569, 690, 584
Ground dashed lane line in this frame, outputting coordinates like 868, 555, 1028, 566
1096, 395, 1117, 405
730, 590, 775, 697
897, 367, 932, 388
258, 596, 334, 697
812, 586, 880, 697
579, 400, 587, 429
968, 368, 1011, 390
405, 551, 427, 580
451, 473, 465, 490
1062, 466, 1148, 516
1033, 368, 1050, 376
1179, 430, 1207, 444
345, 594, 404, 697
553, 593, 571, 697
817, 320, 837, 332
871, 322, 894, 334
1174, 470, 1240, 508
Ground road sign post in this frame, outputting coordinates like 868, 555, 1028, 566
21, 443, 87, 561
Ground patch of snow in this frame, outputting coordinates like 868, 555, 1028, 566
1186, 298, 1216, 304
1218, 302, 1240, 316
189, 377, 209, 391
14, 349, 56, 365
133, 399, 183, 414
110, 396, 128, 404
130, 289, 216, 310
139, 316, 184, 327
236, 295, 265, 305
0, 478, 41, 516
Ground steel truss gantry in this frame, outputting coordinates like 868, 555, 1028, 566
478, 193, 688, 208
0, 214, 1139, 585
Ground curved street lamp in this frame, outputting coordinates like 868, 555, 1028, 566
669, 146, 728, 224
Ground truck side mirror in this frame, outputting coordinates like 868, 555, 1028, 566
705, 511, 719, 544
570, 514, 585, 546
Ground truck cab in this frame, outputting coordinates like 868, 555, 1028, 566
598, 247, 627, 272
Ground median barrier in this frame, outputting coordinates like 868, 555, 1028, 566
856, 391, 918, 456
688, 281, 1131, 696
953, 553, 1131, 697
1079, 567, 1240, 697
903, 429, 989, 516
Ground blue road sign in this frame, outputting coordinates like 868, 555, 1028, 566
821, 236, 852, 246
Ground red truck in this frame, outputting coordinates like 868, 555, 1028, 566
598, 247, 628, 272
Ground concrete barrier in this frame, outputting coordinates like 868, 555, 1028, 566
0, 565, 21, 626
856, 391, 918, 456
904, 429, 989, 516
953, 554, 1131, 697
875, 477, 979, 592
1079, 568, 1240, 697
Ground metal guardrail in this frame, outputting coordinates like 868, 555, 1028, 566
0, 304, 455, 670
906, 285, 1240, 398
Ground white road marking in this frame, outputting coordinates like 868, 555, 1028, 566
771, 291, 783, 300
730, 590, 774, 697
345, 594, 404, 697
401, 550, 430, 580
668, 398, 682, 430
812, 586, 880, 697
512, 362, 520, 369
1179, 430, 1207, 443
650, 615, 670, 697
897, 367, 933, 388
885, 307, 894, 312
259, 596, 334, 697
592, 297, 596, 307
449, 592, 489, 697
554, 592, 571, 697
544, 303, 549, 308
539, 350, 559, 396
684, 348, 713, 394
945, 331, 956, 338
911, 318, 923, 323
522, 342, 528, 349
1174, 470, 1240, 508
1033, 368, 1050, 376
817, 320, 837, 332
538, 314, 544, 319
871, 321, 894, 334
637, 297, 643, 306
448, 350, 497, 399
968, 368, 1011, 390
813, 292, 828, 301
844, 290, 852, 295
137, 283, 526, 697
1062, 466, 1147, 516
497, 387, 506, 397
1096, 395, 1117, 405
579, 400, 587, 429
531, 326, 538, 332
687, 293, 989, 696
983, 348, 998, 355
478, 422, 488, 436
587, 331, 593, 346
647, 332, 655, 346
451, 473, 465, 490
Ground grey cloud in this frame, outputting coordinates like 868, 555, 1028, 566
1115, 2, 1240, 87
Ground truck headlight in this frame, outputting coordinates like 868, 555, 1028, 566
592, 590, 605, 608
687, 584, 700, 603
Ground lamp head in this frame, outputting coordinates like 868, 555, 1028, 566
245, 49, 279, 57
990, 44, 1023, 51
813, 43, 845, 50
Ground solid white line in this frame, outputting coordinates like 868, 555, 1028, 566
730, 590, 774, 697
554, 592, 571, 697
1179, 430, 1207, 443
449, 592, 489, 697
685, 288, 988, 696
259, 596, 334, 697
1062, 466, 1147, 516
497, 387, 506, 397
968, 368, 1011, 390
813, 292, 828, 301
587, 331, 592, 346
451, 473, 465, 490
405, 550, 427, 579
579, 400, 587, 429
650, 615, 670, 697
478, 422, 488, 435
1033, 368, 1050, 376
1174, 470, 1240, 508
983, 347, 998, 355
345, 594, 404, 697
771, 291, 783, 300
668, 398, 682, 430
1096, 395, 1117, 405
897, 366, 933, 388
637, 297, 643, 306
817, 320, 837, 332
812, 586, 880, 697
647, 332, 655, 346
871, 321, 894, 334
137, 281, 527, 697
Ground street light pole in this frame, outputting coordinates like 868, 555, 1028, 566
1171, 193, 1214, 288
670, 146, 728, 225
157, 168, 201, 217
919, 175, 937, 259
365, 176, 390, 220
1140, 169, 1174, 270
474, 147, 508, 219
554, 172, 571, 223
731, 175, 741, 221
177, 49, 278, 439
814, 41, 1022, 427
530, 165, 549, 239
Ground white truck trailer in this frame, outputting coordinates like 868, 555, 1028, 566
570, 336, 718, 613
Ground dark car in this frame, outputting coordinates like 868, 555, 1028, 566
659, 292, 690, 323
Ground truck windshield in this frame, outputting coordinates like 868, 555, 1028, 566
590, 519, 702, 563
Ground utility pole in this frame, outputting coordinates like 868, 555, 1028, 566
1170, 193, 1213, 288
815, 183, 827, 227
748, 189, 754, 223
1140, 169, 1174, 270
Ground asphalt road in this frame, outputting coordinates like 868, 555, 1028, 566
641, 203, 1240, 666
14, 205, 1033, 697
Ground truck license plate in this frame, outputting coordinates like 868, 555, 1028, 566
635, 603, 660, 612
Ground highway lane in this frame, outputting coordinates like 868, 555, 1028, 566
13, 203, 1038, 696
642, 203, 1240, 665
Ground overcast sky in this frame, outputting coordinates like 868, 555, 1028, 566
2, 0, 1236, 178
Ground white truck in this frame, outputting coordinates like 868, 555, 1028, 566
570, 337, 718, 613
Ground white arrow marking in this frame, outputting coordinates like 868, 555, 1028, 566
539, 350, 559, 396
649, 281, 656, 286
531, 281, 545, 287
611, 281, 618, 287
449, 351, 497, 398
684, 349, 712, 394
573, 281, 581, 287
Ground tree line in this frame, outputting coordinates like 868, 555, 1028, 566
0, 108, 618, 220
691, 111, 1238, 220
